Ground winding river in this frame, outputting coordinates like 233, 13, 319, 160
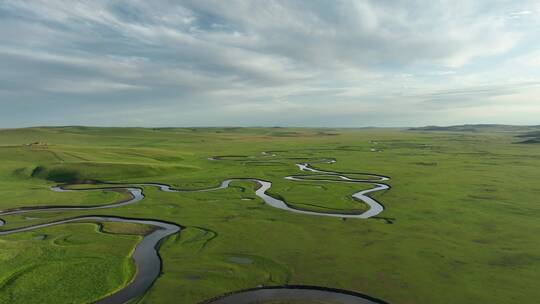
203, 286, 389, 304
0, 153, 391, 304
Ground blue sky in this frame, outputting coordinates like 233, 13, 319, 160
1, 0, 539, 127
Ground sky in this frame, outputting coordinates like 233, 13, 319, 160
1, 0, 539, 128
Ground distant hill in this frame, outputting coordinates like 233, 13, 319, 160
409, 124, 540, 144
409, 124, 540, 133
515, 131, 540, 138
519, 138, 540, 144
515, 130, 540, 144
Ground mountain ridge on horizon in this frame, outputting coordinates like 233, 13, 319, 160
2, 124, 540, 131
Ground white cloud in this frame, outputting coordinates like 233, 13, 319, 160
44, 80, 148, 94
0, 0, 539, 127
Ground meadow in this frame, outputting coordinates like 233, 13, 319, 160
0, 126, 539, 304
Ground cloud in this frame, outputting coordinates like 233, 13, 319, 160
44, 80, 148, 94
0, 0, 539, 127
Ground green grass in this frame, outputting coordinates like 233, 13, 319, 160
0, 127, 539, 304
267, 181, 371, 214
257, 301, 342, 304
101, 222, 156, 235
0, 182, 127, 210
0, 223, 139, 304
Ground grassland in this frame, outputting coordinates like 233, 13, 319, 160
0, 126, 539, 303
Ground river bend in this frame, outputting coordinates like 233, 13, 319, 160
0, 152, 391, 303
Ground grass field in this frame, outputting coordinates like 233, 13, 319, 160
0, 126, 539, 304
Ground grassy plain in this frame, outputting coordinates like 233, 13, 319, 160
0, 126, 539, 304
